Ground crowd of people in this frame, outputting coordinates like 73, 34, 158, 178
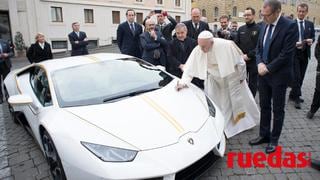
0, 0, 320, 168
115, 1, 318, 156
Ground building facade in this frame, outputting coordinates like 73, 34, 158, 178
192, 0, 320, 25
0, 0, 191, 52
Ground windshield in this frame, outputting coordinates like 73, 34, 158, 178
52, 58, 173, 107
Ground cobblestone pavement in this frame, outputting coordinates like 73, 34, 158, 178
1, 44, 320, 180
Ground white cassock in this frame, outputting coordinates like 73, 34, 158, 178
180, 36, 260, 138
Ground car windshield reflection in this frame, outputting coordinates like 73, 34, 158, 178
52, 58, 173, 107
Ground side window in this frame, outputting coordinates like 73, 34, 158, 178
30, 67, 52, 106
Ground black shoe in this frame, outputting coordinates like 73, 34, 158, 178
249, 136, 270, 146
294, 100, 301, 109
311, 159, 320, 171
307, 111, 315, 119
265, 143, 278, 154
289, 96, 304, 103
299, 98, 304, 103
0, 99, 3, 104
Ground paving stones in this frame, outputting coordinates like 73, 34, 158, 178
1, 44, 320, 179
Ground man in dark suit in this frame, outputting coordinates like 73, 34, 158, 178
117, 9, 143, 58
27, 33, 53, 63
306, 35, 320, 119
216, 15, 233, 40
140, 19, 167, 67
68, 22, 89, 56
167, 23, 197, 78
289, 3, 315, 109
156, 11, 177, 41
183, 8, 210, 41
249, 0, 298, 154
0, 38, 13, 103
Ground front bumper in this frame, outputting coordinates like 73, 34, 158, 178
62, 117, 224, 180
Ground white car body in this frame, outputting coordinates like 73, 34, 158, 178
4, 53, 226, 180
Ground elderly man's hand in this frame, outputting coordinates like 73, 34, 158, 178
175, 81, 188, 91
258, 63, 269, 76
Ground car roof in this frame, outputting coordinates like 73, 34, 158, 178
37, 53, 134, 73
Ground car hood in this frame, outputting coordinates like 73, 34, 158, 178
64, 80, 210, 150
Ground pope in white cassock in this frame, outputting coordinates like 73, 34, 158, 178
176, 31, 260, 138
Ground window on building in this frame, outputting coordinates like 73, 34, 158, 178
214, 7, 219, 17
84, 9, 94, 23
112, 11, 120, 24
136, 0, 143, 2
175, 0, 181, 7
136, 13, 143, 24
202, 9, 207, 17
51, 7, 63, 22
52, 40, 67, 49
87, 40, 98, 49
175, 16, 181, 23
232, 6, 237, 17
157, 0, 163, 4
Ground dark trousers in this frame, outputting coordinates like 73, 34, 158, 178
259, 75, 287, 143
290, 50, 309, 99
247, 64, 258, 97
310, 73, 320, 113
0, 63, 10, 99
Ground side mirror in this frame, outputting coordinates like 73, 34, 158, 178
8, 94, 33, 106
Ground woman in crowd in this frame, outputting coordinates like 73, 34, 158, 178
27, 32, 53, 63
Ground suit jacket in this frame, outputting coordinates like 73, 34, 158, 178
183, 20, 210, 40
236, 22, 260, 67
256, 16, 298, 84
27, 42, 53, 63
117, 21, 143, 58
155, 16, 177, 41
140, 31, 167, 66
294, 19, 315, 58
0, 39, 13, 70
315, 35, 320, 72
167, 37, 197, 77
68, 31, 89, 56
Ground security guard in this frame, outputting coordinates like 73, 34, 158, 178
236, 7, 260, 97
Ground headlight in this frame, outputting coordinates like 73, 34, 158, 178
206, 96, 216, 117
81, 142, 138, 162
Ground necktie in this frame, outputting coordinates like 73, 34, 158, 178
194, 23, 198, 30
299, 21, 305, 41
263, 24, 274, 63
130, 23, 135, 35
76, 32, 80, 37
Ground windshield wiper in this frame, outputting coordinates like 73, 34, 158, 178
103, 88, 160, 103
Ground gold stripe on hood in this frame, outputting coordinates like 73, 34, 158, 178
141, 95, 184, 133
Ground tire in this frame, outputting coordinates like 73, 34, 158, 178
41, 130, 67, 180
8, 104, 19, 124
5, 86, 19, 124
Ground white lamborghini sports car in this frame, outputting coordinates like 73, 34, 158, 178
4, 53, 226, 180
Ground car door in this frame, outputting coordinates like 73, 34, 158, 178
17, 66, 53, 141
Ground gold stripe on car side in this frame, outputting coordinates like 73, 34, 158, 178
141, 95, 184, 133
85, 55, 100, 62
